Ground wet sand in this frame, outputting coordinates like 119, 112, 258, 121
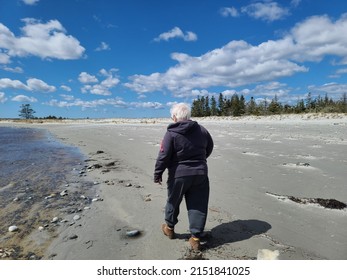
1, 113, 346, 260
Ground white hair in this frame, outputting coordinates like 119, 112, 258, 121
170, 103, 191, 121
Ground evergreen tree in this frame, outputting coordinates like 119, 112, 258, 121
218, 93, 224, 116
239, 94, 246, 116
191, 96, 204, 117
268, 94, 282, 114
19, 104, 36, 119
295, 99, 306, 113
210, 95, 218, 116
340, 93, 347, 113
247, 96, 257, 115
204, 95, 211, 116
231, 94, 240, 116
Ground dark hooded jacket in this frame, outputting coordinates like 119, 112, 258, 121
154, 120, 214, 182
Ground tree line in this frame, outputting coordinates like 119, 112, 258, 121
18, 104, 65, 120
191, 92, 347, 117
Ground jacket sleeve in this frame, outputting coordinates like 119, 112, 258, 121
205, 129, 214, 159
154, 131, 173, 182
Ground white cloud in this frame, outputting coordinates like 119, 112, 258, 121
78, 72, 98, 84
80, 69, 120, 96
241, 2, 289, 22
336, 68, 347, 74
125, 39, 307, 95
60, 94, 74, 101
0, 77, 56, 92
130, 101, 164, 109
0, 92, 7, 103
0, 19, 85, 60
154, 27, 197, 42
27, 78, 56, 92
290, 14, 347, 63
220, 7, 239, 18
308, 83, 347, 98
0, 78, 30, 90
11, 94, 38, 102
95, 42, 110, 51
242, 82, 290, 98
22, 0, 40, 5
45, 97, 165, 111
0, 52, 11, 64
46, 97, 127, 109
126, 14, 347, 98
60, 85, 72, 92
2, 66, 23, 73
290, 0, 302, 8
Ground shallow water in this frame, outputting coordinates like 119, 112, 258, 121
1, 127, 81, 185
0, 126, 92, 259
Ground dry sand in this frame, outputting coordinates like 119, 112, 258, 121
1, 113, 347, 260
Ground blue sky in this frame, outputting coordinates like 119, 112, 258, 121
0, 0, 347, 118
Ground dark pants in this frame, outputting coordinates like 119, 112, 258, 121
165, 175, 209, 237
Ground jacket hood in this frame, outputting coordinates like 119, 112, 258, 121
167, 120, 198, 135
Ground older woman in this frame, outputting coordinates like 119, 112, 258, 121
154, 103, 214, 251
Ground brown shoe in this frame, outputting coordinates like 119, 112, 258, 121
189, 237, 201, 251
161, 224, 175, 239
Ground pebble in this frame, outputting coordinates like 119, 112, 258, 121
38, 226, 44, 231
126, 230, 140, 237
73, 214, 81, 221
60, 190, 68, 196
69, 234, 78, 240
126, 183, 132, 187
8, 225, 18, 232
51, 217, 59, 223
0, 248, 15, 258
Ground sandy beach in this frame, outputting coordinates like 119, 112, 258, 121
1, 113, 347, 260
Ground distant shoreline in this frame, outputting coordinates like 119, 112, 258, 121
1, 112, 346, 125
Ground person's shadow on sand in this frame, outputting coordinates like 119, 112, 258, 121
176, 219, 271, 250
205, 219, 272, 249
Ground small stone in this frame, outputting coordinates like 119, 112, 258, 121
73, 215, 81, 221
126, 183, 132, 187
84, 206, 90, 210
126, 230, 140, 237
144, 197, 152, 202
60, 190, 68, 196
45, 193, 56, 199
8, 225, 18, 232
69, 234, 78, 240
13, 197, 19, 202
38, 226, 44, 231
51, 217, 59, 223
